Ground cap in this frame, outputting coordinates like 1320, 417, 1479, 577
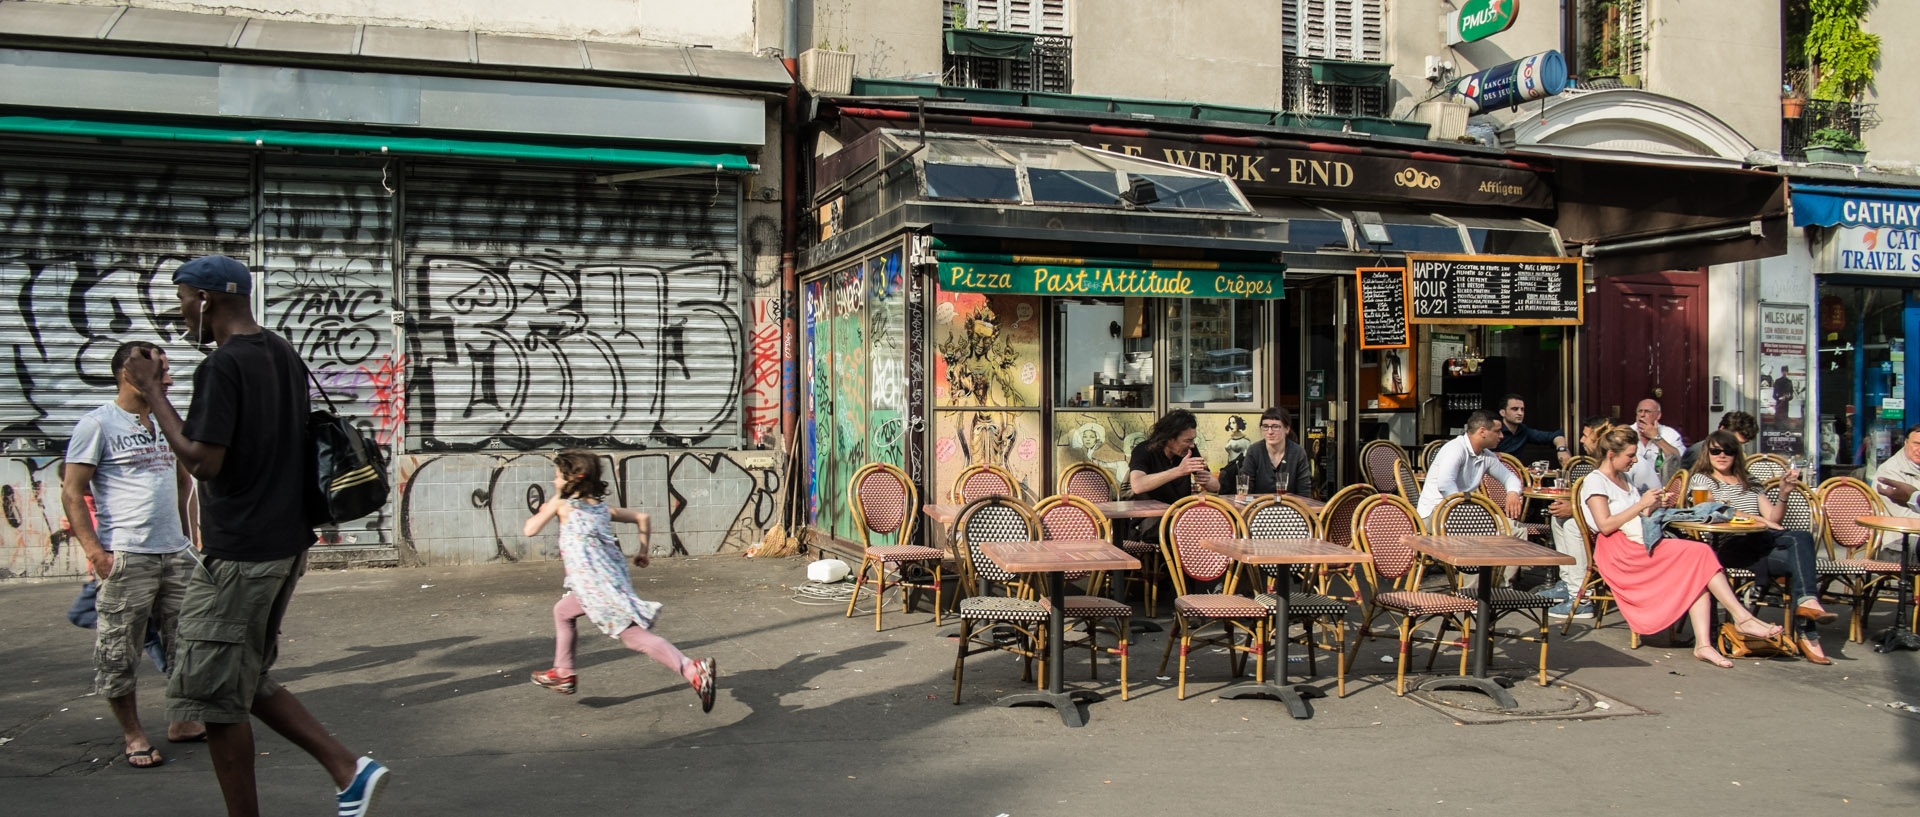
172, 254, 252, 295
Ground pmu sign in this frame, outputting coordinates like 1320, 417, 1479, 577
1450, 50, 1567, 113
1448, 0, 1517, 44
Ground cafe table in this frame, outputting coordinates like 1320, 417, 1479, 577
1200, 537, 1370, 719
978, 537, 1141, 727
1403, 534, 1573, 709
1853, 516, 1920, 652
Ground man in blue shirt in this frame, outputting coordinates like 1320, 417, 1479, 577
1493, 394, 1571, 466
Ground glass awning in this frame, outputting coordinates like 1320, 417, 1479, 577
883, 130, 1254, 213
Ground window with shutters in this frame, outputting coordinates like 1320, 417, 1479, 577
1581, 0, 1647, 82
1281, 0, 1389, 118
942, 0, 1072, 93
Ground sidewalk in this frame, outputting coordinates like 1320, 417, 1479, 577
3, 556, 1918, 816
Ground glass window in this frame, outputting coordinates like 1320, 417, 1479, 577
1168, 298, 1260, 405
1465, 227, 1560, 255
1054, 298, 1154, 408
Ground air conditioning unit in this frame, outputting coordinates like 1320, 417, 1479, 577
798, 48, 856, 95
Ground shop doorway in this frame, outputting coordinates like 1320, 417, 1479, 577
1585, 271, 1708, 441
1277, 276, 1349, 492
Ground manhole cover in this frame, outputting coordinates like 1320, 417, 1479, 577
1400, 674, 1653, 724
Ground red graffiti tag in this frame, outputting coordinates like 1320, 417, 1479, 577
361, 354, 407, 446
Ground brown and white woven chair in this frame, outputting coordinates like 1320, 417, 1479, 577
1362, 439, 1407, 495
1241, 495, 1351, 696
953, 463, 1020, 504
1059, 462, 1119, 502
1345, 494, 1477, 696
1727, 478, 1825, 614
1814, 477, 1902, 643
846, 462, 944, 631
1418, 439, 1447, 473
1315, 483, 1376, 604
951, 496, 1049, 703
1391, 458, 1422, 507
1434, 493, 1555, 687
1034, 494, 1133, 700
1480, 470, 1549, 541
1746, 454, 1789, 483
1562, 456, 1597, 488
1156, 494, 1270, 700
1563, 475, 1631, 646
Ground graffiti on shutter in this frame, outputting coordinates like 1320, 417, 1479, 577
0, 145, 251, 444
403, 165, 743, 451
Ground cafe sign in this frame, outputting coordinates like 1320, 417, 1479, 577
1449, 0, 1517, 44
939, 261, 1285, 299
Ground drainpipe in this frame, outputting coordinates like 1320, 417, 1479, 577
780, 0, 802, 526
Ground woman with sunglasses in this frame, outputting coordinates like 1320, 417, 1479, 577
1581, 427, 1784, 668
1218, 407, 1313, 497
1684, 429, 1835, 663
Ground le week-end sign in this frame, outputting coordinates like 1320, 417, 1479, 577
1449, 0, 1518, 44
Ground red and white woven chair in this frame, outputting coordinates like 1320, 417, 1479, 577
1345, 494, 1477, 696
1391, 459, 1421, 507
1034, 494, 1133, 700
1059, 462, 1164, 615
1418, 439, 1447, 473
1361, 440, 1406, 495
1563, 475, 1630, 646
1156, 494, 1270, 700
846, 461, 944, 631
1241, 495, 1351, 697
953, 463, 1020, 504
1434, 492, 1555, 687
1814, 477, 1903, 643
1316, 483, 1376, 604
1479, 469, 1548, 541
951, 496, 1049, 703
1059, 462, 1119, 502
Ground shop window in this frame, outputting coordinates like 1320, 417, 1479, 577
1055, 298, 1154, 408
1465, 226, 1560, 256
1168, 298, 1260, 405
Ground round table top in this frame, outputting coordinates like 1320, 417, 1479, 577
1668, 517, 1770, 535
1522, 488, 1570, 500
1854, 515, 1920, 533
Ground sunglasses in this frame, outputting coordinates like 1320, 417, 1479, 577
1707, 448, 1731, 455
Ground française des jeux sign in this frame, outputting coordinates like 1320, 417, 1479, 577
1451, 0, 1518, 44
1407, 253, 1582, 325
1356, 267, 1410, 349
941, 262, 1285, 299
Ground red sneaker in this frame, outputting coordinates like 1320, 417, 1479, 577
531, 668, 577, 694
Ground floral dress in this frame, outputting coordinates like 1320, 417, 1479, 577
558, 499, 662, 637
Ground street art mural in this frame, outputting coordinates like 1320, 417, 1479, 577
1053, 411, 1153, 494
828, 263, 866, 539
932, 409, 1043, 502
934, 290, 1042, 408
868, 251, 907, 471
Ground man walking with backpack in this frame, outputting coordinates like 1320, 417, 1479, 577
122, 254, 391, 817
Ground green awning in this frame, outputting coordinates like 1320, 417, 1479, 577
1308, 59, 1393, 88
0, 116, 759, 172
936, 251, 1285, 299
943, 29, 1037, 60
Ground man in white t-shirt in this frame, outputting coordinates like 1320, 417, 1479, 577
61, 341, 201, 768
1626, 398, 1684, 493
1866, 424, 1920, 552
1417, 410, 1524, 522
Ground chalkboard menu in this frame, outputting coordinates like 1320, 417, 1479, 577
1356, 266, 1410, 349
1407, 253, 1584, 325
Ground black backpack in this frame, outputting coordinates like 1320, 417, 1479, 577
306, 370, 389, 524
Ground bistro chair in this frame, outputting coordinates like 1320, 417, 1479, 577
1157, 494, 1270, 700
1662, 472, 1689, 503
1361, 440, 1407, 495
1391, 458, 1422, 507
1433, 493, 1556, 687
1241, 495, 1351, 696
1315, 483, 1377, 604
1498, 453, 1532, 488
1033, 494, 1133, 700
846, 462, 944, 631
1345, 494, 1477, 696
1813, 476, 1901, 643
951, 496, 1049, 703
1059, 462, 1119, 502
1480, 471, 1548, 540
952, 463, 1020, 504
1747, 454, 1789, 483
1562, 456, 1597, 486
1727, 479, 1824, 614
1563, 475, 1630, 646
1418, 439, 1447, 473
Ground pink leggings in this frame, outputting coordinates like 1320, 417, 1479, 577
552, 595, 694, 682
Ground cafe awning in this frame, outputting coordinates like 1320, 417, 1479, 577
932, 248, 1285, 299
1527, 152, 1788, 275
1790, 183, 1920, 229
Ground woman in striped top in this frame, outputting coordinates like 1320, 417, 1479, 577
1685, 430, 1834, 663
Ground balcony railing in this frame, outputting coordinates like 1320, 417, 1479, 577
943, 34, 1072, 93
1281, 55, 1388, 119
1783, 99, 1881, 161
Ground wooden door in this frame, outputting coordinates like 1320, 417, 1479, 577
1585, 271, 1707, 443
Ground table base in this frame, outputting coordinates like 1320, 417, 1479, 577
995, 689, 1105, 727
1416, 674, 1519, 710
1873, 627, 1920, 653
1218, 681, 1326, 719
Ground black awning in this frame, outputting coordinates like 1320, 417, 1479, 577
1538, 154, 1788, 275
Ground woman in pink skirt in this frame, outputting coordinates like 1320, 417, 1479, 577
1579, 428, 1784, 667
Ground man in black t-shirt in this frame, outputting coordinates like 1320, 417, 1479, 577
123, 255, 390, 817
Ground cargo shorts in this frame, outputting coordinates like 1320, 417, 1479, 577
164, 552, 306, 724
93, 549, 191, 699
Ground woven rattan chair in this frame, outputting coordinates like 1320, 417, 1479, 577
951, 496, 1048, 703
1241, 495, 1351, 696
1563, 456, 1596, 484
1479, 470, 1548, 540
953, 463, 1019, 504
1345, 494, 1477, 695
1434, 493, 1555, 687
1746, 454, 1789, 483
1498, 453, 1532, 488
1726, 479, 1825, 614
1814, 477, 1901, 643
1361, 440, 1406, 495
1034, 494, 1132, 699
1563, 475, 1631, 646
1391, 458, 1421, 507
1315, 483, 1376, 603
1059, 462, 1119, 502
1418, 439, 1447, 472
846, 462, 944, 631
1156, 494, 1270, 700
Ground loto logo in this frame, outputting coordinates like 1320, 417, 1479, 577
1394, 168, 1442, 190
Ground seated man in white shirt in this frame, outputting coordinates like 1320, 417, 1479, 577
1868, 423, 1920, 553
1626, 398, 1685, 493
1417, 410, 1524, 524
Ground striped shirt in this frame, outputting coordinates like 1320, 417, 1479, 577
1687, 473, 1762, 517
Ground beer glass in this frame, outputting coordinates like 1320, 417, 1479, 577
1235, 474, 1250, 499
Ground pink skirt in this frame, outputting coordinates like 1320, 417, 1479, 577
1592, 531, 1722, 634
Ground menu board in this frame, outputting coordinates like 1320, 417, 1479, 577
1355, 266, 1410, 349
1407, 253, 1583, 325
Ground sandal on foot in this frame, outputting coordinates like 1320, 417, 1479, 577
692, 658, 716, 713
1693, 648, 1734, 668
531, 668, 577, 694
1797, 636, 1833, 665
1793, 605, 1839, 625
124, 747, 164, 768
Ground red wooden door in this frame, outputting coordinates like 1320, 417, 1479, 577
1585, 271, 1707, 443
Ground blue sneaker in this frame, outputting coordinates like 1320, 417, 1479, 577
1536, 582, 1572, 602
1548, 600, 1594, 620
337, 757, 389, 817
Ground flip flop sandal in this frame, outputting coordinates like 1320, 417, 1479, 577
694, 658, 717, 713
124, 747, 164, 768
168, 731, 208, 744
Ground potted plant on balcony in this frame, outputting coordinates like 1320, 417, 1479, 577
1781, 69, 1809, 118
1806, 128, 1866, 164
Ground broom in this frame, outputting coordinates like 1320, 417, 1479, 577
753, 427, 803, 558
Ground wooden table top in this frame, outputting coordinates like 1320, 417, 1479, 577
1199, 538, 1371, 566
979, 538, 1142, 574
1668, 517, 1770, 535
1855, 515, 1920, 534
1403, 534, 1574, 567
921, 504, 964, 526
1522, 488, 1570, 500
1089, 499, 1171, 519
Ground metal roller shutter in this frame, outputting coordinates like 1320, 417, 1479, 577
0, 143, 251, 441
403, 164, 743, 451
260, 159, 400, 559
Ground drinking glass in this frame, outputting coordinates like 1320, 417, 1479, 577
1529, 460, 1549, 485
1235, 474, 1250, 499
1690, 487, 1711, 506
1273, 469, 1292, 496
1191, 472, 1207, 494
